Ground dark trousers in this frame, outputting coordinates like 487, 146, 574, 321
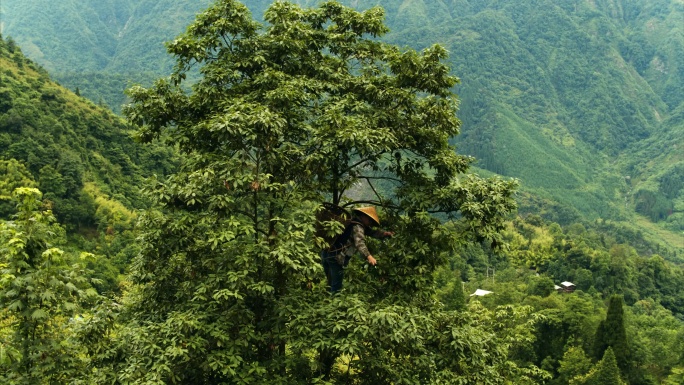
321, 251, 345, 293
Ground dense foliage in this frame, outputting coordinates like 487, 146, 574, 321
444, 212, 684, 384
0, 34, 178, 293
0, 188, 99, 384
4, 0, 683, 237
0, 1, 682, 384
87, 0, 542, 383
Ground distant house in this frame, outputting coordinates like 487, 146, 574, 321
470, 289, 493, 297
560, 281, 575, 293
554, 285, 563, 293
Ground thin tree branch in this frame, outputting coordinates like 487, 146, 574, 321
340, 151, 384, 175
365, 178, 383, 204
358, 175, 403, 183
340, 200, 399, 210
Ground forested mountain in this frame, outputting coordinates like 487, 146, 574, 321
0, 36, 177, 291
3, 0, 683, 251
0, 0, 213, 111
0, 35, 179, 218
412, 0, 684, 231
1, 0, 213, 74
1, 1, 684, 384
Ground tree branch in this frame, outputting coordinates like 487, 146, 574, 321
340, 200, 399, 210
365, 178, 383, 203
341, 151, 384, 175
358, 175, 402, 183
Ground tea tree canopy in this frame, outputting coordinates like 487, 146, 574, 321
111, 1, 525, 383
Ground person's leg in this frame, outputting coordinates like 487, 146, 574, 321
321, 251, 344, 293
321, 252, 332, 287
328, 261, 344, 293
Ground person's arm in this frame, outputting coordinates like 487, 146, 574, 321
368, 228, 394, 239
352, 224, 377, 265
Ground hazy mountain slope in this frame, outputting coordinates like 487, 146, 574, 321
2, 0, 126, 72
2, 0, 212, 110
623, 0, 684, 110
367, 0, 681, 226
2, 0, 682, 238
621, 104, 684, 231
420, 1, 669, 223
101, 0, 213, 74
0, 36, 176, 230
2, 0, 212, 74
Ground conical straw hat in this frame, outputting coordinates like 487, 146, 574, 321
353, 206, 380, 226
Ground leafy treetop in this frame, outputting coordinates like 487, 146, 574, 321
112, 1, 525, 383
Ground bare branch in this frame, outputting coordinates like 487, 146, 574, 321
358, 175, 402, 183
340, 200, 399, 210
366, 179, 384, 204
341, 151, 384, 175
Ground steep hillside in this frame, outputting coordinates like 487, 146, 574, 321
0, 34, 176, 243
371, 0, 682, 222
444, 1, 684, 229
369, 0, 683, 236
622, 104, 684, 231
1, 0, 213, 111
2, 0, 682, 246
1, 0, 214, 74
0, 34, 180, 290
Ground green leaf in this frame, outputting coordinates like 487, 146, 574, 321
31, 308, 48, 320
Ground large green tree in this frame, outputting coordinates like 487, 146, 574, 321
557, 346, 593, 385
0, 188, 98, 384
85, 1, 535, 383
593, 295, 630, 377
0, 159, 37, 218
571, 348, 626, 385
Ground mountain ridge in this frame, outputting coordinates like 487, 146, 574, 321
2, 0, 682, 247
0, 35, 179, 289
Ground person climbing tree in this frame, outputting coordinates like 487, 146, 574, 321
321, 206, 394, 293
114, 1, 523, 383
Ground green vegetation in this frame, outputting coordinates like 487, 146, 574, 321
622, 105, 684, 230
0, 33, 178, 294
593, 296, 630, 378
573, 348, 627, 385
103, 1, 531, 382
4, 0, 682, 241
0, 188, 98, 384
0, 0, 683, 384
422, 0, 683, 234
1, 0, 214, 113
444, 211, 684, 384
